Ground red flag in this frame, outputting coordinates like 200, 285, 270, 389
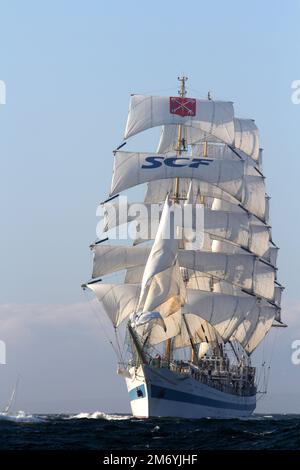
169, 96, 196, 117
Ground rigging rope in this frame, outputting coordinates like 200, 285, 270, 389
83, 289, 121, 361
256, 326, 279, 400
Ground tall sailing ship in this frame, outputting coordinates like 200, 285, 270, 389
83, 77, 284, 418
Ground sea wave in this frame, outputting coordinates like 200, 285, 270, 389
0, 411, 45, 423
0, 413, 299, 450
67, 411, 132, 421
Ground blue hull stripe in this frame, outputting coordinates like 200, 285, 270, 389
150, 384, 255, 411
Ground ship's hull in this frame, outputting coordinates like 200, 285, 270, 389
125, 364, 256, 419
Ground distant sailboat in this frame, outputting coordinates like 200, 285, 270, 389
83, 77, 285, 418
2, 377, 19, 415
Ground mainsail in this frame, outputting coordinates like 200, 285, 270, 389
85, 76, 283, 365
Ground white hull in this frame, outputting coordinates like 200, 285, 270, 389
125, 364, 256, 419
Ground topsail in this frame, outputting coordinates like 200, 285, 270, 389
124, 94, 235, 144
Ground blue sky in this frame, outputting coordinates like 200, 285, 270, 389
0, 0, 300, 413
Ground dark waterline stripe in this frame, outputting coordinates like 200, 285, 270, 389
150, 384, 255, 411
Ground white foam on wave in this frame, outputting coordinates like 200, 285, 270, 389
0, 410, 44, 423
237, 414, 274, 421
68, 411, 132, 421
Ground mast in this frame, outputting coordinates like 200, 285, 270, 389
165, 76, 188, 363
200, 91, 211, 204
183, 314, 199, 366
201, 90, 222, 357
128, 322, 147, 365
174, 75, 188, 199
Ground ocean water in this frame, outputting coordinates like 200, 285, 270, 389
0, 412, 299, 450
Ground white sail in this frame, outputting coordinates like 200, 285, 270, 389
138, 198, 177, 300
125, 266, 146, 284
244, 310, 277, 353
180, 251, 275, 300
148, 311, 209, 348
157, 118, 259, 161
138, 198, 184, 317
274, 285, 283, 307
120, 289, 258, 347
124, 94, 235, 144
190, 142, 257, 164
232, 304, 278, 353
92, 244, 275, 300
233, 118, 260, 161
102, 200, 163, 234
86, 278, 279, 352
182, 289, 257, 342
86, 283, 140, 326
103, 198, 250, 234
147, 311, 181, 345
157, 125, 220, 153
110, 151, 245, 198
146, 310, 194, 346
142, 263, 184, 317
144, 179, 236, 205
265, 246, 279, 267
102, 201, 270, 257
86, 277, 182, 327
242, 175, 266, 220
91, 244, 150, 279
248, 223, 270, 258
132, 310, 166, 333
143, 177, 266, 220
172, 314, 210, 349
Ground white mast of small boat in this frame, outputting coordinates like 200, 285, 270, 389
2, 377, 19, 415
